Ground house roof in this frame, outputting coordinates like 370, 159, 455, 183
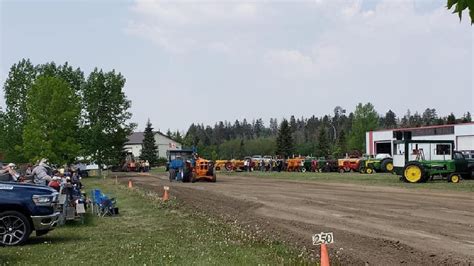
125, 131, 181, 145
126, 132, 145, 144
370, 122, 474, 133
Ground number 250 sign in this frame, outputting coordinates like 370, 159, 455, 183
312, 232, 334, 245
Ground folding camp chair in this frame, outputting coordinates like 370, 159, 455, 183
91, 189, 117, 217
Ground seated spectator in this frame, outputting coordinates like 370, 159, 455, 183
48, 175, 61, 192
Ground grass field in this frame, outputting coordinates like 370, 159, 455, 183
0, 177, 305, 265
220, 171, 474, 192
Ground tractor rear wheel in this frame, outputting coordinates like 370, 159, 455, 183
381, 159, 394, 173
402, 162, 427, 183
448, 173, 460, 183
225, 162, 233, 171
169, 169, 175, 182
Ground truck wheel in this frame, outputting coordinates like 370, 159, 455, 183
0, 211, 31, 246
402, 162, 426, 183
381, 159, 394, 173
448, 173, 460, 183
169, 169, 175, 182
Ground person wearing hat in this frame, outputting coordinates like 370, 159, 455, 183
0, 163, 20, 181
32, 159, 52, 186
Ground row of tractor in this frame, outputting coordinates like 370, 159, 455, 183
165, 139, 474, 184
214, 155, 394, 174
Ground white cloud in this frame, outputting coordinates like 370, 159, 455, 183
124, 0, 472, 126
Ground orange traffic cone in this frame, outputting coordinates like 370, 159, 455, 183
163, 186, 170, 201
128, 179, 133, 188
320, 244, 330, 266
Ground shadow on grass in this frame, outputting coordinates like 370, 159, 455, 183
0, 254, 22, 264
25, 234, 88, 246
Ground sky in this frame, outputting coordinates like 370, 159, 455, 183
1, 0, 473, 132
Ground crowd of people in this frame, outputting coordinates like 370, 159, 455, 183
0, 159, 83, 194
126, 159, 150, 172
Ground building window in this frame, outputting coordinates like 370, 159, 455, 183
435, 144, 451, 155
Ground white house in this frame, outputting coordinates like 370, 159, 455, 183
124, 131, 182, 159
365, 123, 474, 156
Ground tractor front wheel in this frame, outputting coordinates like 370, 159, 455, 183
381, 159, 394, 173
359, 167, 366, 174
366, 168, 374, 174
211, 172, 217, 183
448, 173, 460, 183
403, 162, 427, 183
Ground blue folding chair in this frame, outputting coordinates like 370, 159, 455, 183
91, 189, 117, 217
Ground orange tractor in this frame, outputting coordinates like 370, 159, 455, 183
337, 158, 362, 173
286, 158, 304, 171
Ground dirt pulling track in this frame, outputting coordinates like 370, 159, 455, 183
119, 173, 474, 265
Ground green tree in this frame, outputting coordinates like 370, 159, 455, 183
384, 110, 397, 128
447, 113, 456, 124
173, 130, 184, 144
462, 111, 472, 122
82, 69, 135, 171
22, 76, 81, 164
316, 126, 330, 157
447, 0, 474, 24
276, 119, 294, 158
335, 129, 347, 157
2, 59, 37, 162
140, 119, 158, 165
422, 108, 438, 126
348, 103, 379, 152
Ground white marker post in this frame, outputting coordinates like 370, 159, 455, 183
312, 232, 333, 266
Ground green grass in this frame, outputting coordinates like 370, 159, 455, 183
0, 177, 306, 265
149, 166, 167, 174
220, 171, 474, 192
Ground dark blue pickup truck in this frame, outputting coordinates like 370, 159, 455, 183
0, 182, 60, 246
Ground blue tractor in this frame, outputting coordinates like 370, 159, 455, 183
166, 149, 195, 182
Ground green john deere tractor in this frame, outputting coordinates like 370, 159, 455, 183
393, 140, 474, 183
359, 156, 394, 174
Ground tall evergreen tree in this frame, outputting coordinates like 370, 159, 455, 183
276, 119, 294, 158
317, 126, 330, 157
447, 113, 456, 124
140, 119, 158, 165
462, 112, 472, 122
384, 110, 397, 128
422, 108, 438, 126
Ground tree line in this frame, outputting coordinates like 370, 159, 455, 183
0, 59, 135, 168
174, 104, 471, 160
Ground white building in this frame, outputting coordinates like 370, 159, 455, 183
365, 123, 474, 156
124, 131, 182, 159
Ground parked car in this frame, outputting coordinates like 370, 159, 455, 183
0, 182, 60, 246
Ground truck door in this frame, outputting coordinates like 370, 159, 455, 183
453, 152, 468, 174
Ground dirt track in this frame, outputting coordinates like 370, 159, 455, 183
119, 173, 474, 265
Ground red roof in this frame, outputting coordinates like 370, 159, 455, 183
370, 122, 474, 132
